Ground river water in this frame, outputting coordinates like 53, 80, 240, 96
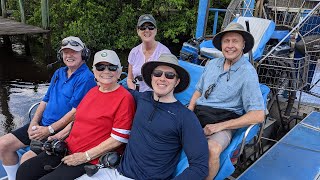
0, 43, 52, 136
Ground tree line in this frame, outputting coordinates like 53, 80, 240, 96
6, 0, 228, 52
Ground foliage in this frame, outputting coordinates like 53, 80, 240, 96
6, 0, 230, 51
17, 0, 199, 51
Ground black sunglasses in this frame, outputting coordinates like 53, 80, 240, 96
204, 83, 216, 99
152, 70, 177, 79
61, 40, 83, 48
138, 25, 155, 31
95, 64, 119, 72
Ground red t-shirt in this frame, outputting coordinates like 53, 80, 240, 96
66, 86, 135, 164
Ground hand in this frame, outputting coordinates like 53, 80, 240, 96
29, 126, 50, 141
47, 134, 60, 141
127, 81, 136, 90
203, 124, 224, 136
62, 152, 87, 166
27, 123, 39, 138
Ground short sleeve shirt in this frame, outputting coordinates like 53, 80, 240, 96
41, 63, 96, 126
195, 56, 264, 115
128, 42, 170, 92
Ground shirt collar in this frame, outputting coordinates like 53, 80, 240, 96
63, 63, 87, 77
216, 56, 248, 72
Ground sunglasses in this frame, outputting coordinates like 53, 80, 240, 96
61, 40, 83, 48
152, 70, 177, 79
204, 83, 216, 99
138, 25, 155, 31
95, 64, 119, 72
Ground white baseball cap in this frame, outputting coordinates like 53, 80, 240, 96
93, 50, 121, 68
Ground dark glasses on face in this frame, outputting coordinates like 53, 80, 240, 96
61, 40, 83, 48
138, 25, 155, 31
204, 83, 216, 99
152, 70, 177, 79
95, 64, 118, 72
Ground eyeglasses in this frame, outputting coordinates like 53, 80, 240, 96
61, 40, 83, 48
152, 70, 177, 79
138, 25, 155, 31
204, 83, 216, 99
95, 64, 118, 72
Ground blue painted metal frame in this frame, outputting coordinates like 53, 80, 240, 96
196, 0, 256, 38
196, 0, 210, 38
237, 112, 320, 180
209, 8, 227, 35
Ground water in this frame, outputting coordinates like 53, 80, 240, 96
0, 81, 48, 135
0, 45, 51, 136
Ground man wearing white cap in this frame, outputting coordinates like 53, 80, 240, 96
0, 36, 96, 180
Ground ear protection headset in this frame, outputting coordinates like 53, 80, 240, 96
56, 45, 91, 62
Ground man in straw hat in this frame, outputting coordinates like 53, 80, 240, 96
78, 53, 208, 180
188, 22, 265, 179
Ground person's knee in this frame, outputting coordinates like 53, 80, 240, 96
0, 134, 16, 156
208, 140, 223, 159
20, 151, 36, 164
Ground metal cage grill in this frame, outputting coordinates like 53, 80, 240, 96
258, 55, 310, 91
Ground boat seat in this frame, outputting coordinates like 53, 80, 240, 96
174, 60, 270, 180
200, 16, 276, 61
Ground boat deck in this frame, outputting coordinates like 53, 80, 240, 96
237, 111, 320, 180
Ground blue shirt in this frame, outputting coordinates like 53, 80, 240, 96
41, 63, 96, 126
118, 91, 208, 180
196, 56, 264, 115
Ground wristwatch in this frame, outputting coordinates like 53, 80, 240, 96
48, 125, 55, 134
85, 151, 91, 161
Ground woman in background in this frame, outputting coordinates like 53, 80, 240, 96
127, 14, 170, 92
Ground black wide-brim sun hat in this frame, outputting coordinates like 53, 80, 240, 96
212, 22, 254, 54
141, 53, 190, 93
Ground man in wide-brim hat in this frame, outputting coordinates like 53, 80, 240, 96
77, 53, 209, 180
188, 22, 265, 180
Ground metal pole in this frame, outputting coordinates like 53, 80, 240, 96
195, 0, 210, 39
41, 0, 49, 29
18, 0, 25, 23
245, 20, 254, 66
1, 0, 7, 18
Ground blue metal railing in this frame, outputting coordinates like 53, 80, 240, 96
209, 8, 227, 35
